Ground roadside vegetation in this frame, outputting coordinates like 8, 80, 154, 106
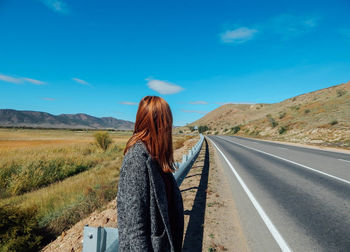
94, 131, 113, 151
0, 129, 196, 251
0, 142, 118, 198
173, 135, 197, 150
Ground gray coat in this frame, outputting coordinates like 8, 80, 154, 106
117, 140, 184, 252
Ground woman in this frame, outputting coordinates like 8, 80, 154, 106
117, 96, 184, 252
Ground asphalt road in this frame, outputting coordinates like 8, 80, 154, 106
207, 135, 350, 252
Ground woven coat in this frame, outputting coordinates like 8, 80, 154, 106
117, 140, 184, 252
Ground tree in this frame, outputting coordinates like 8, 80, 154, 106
198, 125, 209, 133
231, 126, 241, 134
188, 126, 195, 132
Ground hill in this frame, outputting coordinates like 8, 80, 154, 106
188, 81, 350, 148
0, 109, 134, 130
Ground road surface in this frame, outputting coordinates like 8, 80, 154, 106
207, 135, 350, 252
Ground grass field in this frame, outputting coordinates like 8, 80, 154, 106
0, 128, 194, 251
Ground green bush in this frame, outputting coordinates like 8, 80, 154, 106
330, 120, 338, 126
336, 89, 347, 97
188, 126, 195, 132
0, 205, 47, 252
198, 125, 209, 133
279, 112, 286, 119
266, 114, 278, 128
304, 109, 310, 114
179, 130, 183, 133
94, 131, 113, 151
279, 126, 287, 134
231, 126, 241, 134
290, 105, 300, 111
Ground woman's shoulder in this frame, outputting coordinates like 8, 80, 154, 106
123, 140, 150, 166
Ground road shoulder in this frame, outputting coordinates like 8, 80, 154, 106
202, 137, 250, 251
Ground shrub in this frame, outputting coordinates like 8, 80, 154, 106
266, 114, 278, 128
337, 89, 347, 97
231, 126, 241, 134
330, 120, 338, 126
223, 128, 228, 132
279, 112, 286, 119
290, 105, 300, 111
179, 130, 183, 133
304, 109, 310, 114
0, 205, 47, 252
198, 125, 209, 133
188, 126, 195, 132
279, 126, 287, 134
94, 131, 113, 151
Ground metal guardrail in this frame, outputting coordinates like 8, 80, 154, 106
83, 134, 204, 252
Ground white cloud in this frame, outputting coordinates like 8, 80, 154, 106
120, 101, 138, 106
0, 74, 22, 84
220, 27, 258, 44
39, 0, 70, 14
189, 101, 208, 104
146, 78, 183, 95
220, 14, 319, 44
72, 78, 89, 85
0, 73, 45, 85
22, 78, 45, 85
182, 109, 208, 114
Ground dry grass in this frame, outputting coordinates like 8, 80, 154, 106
0, 129, 132, 247
173, 134, 196, 150
0, 131, 128, 197
182, 81, 350, 148
0, 129, 194, 250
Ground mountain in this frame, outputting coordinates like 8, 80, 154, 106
0, 109, 134, 130
187, 80, 350, 148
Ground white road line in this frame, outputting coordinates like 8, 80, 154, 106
338, 158, 350, 163
278, 147, 288, 150
220, 136, 350, 185
208, 137, 292, 252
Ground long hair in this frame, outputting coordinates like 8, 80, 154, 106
124, 96, 174, 173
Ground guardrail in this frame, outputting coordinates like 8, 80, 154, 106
83, 134, 204, 252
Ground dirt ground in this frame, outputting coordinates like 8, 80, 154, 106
180, 138, 249, 252
42, 200, 118, 251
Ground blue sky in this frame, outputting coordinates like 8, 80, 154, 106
0, 0, 350, 126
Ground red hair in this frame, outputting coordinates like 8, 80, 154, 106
124, 96, 174, 173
